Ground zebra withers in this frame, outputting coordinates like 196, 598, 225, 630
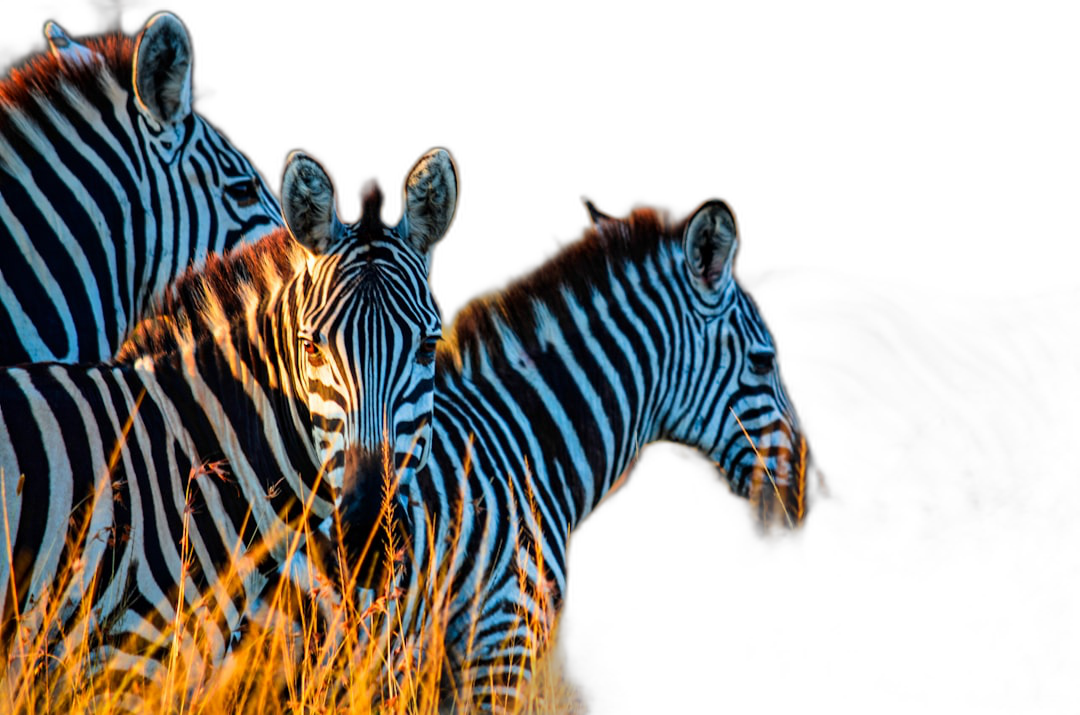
0, 13, 281, 365
369, 198, 809, 709
0, 148, 458, 684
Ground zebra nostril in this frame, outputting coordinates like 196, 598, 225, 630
341, 446, 392, 497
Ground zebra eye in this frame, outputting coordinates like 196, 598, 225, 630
225, 178, 260, 207
748, 351, 775, 376
416, 336, 440, 366
300, 338, 327, 368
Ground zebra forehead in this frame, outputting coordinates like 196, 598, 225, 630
308, 285, 439, 334
730, 287, 771, 333
296, 241, 440, 330
306, 250, 432, 307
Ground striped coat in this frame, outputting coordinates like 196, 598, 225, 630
0, 13, 281, 365
378, 199, 810, 710
0, 149, 457, 685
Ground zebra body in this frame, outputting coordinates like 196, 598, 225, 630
377, 199, 809, 709
0, 13, 281, 365
0, 149, 458, 683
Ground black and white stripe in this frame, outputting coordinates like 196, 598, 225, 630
0, 13, 281, 365
0, 149, 457, 684
370, 199, 809, 710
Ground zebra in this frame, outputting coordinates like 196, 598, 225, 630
0, 147, 458, 688
0, 12, 282, 365
355, 197, 811, 710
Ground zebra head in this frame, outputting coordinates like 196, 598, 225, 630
280, 149, 457, 503
43, 14, 281, 286
668, 200, 809, 527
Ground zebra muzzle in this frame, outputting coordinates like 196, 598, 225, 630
334, 445, 413, 588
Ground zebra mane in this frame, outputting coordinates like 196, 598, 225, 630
0, 31, 134, 132
444, 206, 689, 369
115, 229, 303, 363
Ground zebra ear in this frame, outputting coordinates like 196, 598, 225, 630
282, 152, 343, 256
583, 198, 615, 227
44, 21, 99, 66
399, 148, 458, 256
683, 200, 738, 292
132, 13, 193, 128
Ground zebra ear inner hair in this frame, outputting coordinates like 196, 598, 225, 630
132, 12, 194, 127
400, 148, 458, 255
281, 151, 342, 256
683, 199, 738, 292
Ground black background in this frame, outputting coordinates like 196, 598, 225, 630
6, 2, 1071, 712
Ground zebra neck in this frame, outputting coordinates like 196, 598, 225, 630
0, 70, 144, 359
445, 256, 687, 528
126, 116, 202, 325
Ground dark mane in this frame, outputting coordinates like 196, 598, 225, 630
0, 30, 134, 126
115, 229, 301, 363
443, 207, 688, 369
358, 183, 384, 234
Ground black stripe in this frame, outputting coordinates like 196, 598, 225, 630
0, 371, 49, 642
97, 372, 178, 603
0, 175, 82, 359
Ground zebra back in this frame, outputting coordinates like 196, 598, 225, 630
0, 13, 281, 365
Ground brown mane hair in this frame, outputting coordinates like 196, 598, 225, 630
447, 203, 682, 367
0, 31, 135, 122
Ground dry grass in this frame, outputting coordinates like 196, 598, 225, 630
0, 451, 582, 714
0, 460, 591, 715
